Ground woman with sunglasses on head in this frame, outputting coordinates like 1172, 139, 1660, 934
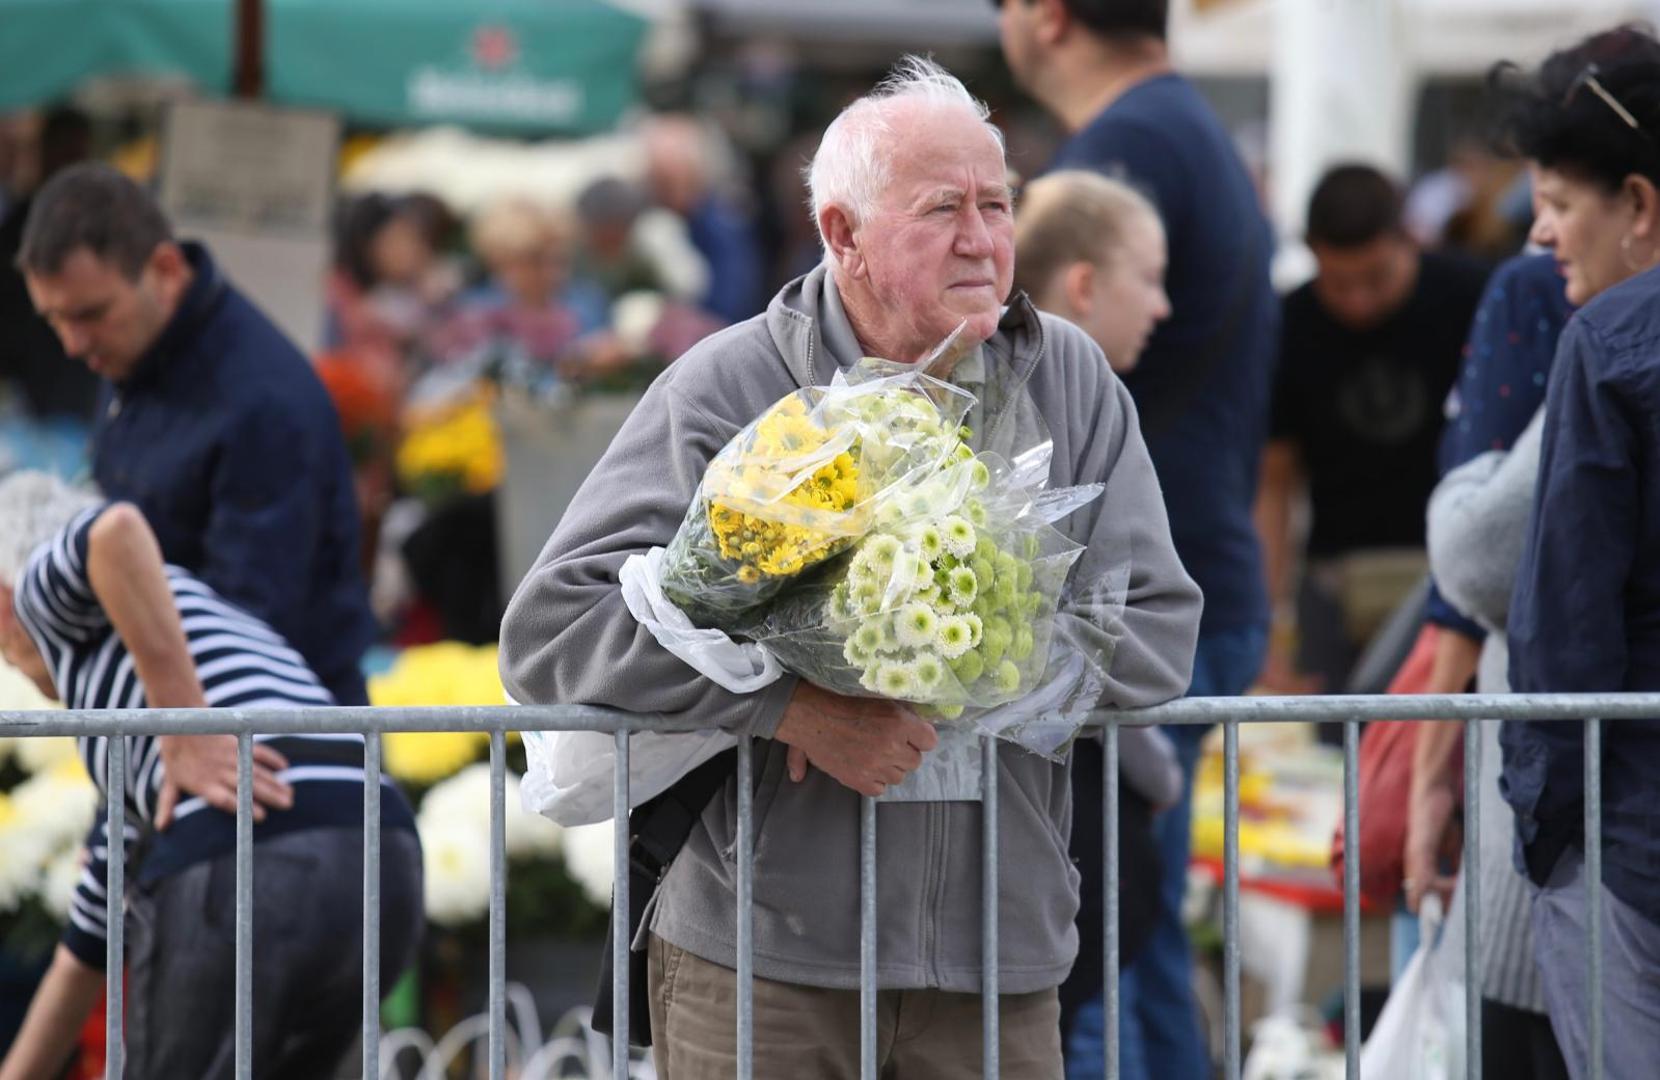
1444, 24, 1660, 1080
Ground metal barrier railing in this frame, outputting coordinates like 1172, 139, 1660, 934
4, 691, 1656, 1080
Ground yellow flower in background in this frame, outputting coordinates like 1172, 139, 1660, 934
384, 731, 489, 787
371, 643, 510, 786
369, 643, 507, 707
396, 389, 504, 495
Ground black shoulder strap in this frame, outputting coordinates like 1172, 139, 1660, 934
591, 746, 739, 1046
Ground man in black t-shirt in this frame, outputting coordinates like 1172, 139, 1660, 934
1257, 164, 1490, 693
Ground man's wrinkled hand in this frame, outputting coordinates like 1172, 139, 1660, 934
154, 735, 293, 830
775, 682, 937, 797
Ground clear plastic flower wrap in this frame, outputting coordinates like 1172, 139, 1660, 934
731, 445, 1114, 751
659, 367, 976, 625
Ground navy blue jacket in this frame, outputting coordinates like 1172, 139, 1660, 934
91, 243, 375, 705
1506, 263, 1660, 923
1051, 73, 1276, 637
1426, 253, 1574, 637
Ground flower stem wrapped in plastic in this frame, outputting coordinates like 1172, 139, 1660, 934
659, 368, 975, 624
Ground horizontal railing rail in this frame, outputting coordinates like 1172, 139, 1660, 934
4, 691, 1653, 1080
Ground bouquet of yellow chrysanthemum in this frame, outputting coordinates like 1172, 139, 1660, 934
658, 368, 975, 624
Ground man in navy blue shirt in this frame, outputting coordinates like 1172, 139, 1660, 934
998, 3, 1277, 1077
17, 164, 376, 705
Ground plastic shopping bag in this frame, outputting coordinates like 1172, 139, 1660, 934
1360, 895, 1466, 1080
519, 722, 737, 827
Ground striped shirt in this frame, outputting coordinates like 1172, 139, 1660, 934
14, 506, 413, 969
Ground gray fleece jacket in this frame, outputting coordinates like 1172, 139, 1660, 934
499, 265, 1202, 992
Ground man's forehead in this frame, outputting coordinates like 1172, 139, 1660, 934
25, 249, 129, 313
887, 141, 1010, 203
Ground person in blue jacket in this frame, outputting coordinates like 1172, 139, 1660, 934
17, 164, 377, 705
1499, 26, 1660, 1078
996, 2, 1277, 1077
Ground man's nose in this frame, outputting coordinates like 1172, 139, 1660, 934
53, 321, 89, 358
1528, 214, 1556, 250
954, 208, 995, 258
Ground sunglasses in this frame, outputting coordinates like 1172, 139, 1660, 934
1565, 63, 1646, 134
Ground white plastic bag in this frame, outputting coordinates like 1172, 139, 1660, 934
520, 722, 738, 828
1360, 895, 1466, 1080
619, 547, 782, 694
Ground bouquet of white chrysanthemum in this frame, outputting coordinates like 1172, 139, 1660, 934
737, 450, 1093, 720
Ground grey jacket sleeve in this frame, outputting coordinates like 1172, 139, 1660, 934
1060, 357, 1204, 709
1426, 409, 1544, 634
498, 371, 798, 737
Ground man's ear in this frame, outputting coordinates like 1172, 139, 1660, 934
819, 204, 866, 280
1036, 0, 1072, 47
1061, 260, 1097, 319
144, 241, 192, 305
1626, 174, 1660, 241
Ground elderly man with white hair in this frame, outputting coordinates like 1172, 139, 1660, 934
501, 56, 1201, 1076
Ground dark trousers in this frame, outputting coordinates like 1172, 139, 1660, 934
126, 826, 423, 1080
1483, 998, 1570, 1080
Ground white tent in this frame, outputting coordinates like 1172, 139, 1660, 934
1169, 0, 1660, 232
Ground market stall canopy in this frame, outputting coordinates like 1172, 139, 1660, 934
0, 0, 233, 108
268, 0, 651, 134
690, 0, 997, 45
1171, 0, 1660, 76
0, 0, 653, 135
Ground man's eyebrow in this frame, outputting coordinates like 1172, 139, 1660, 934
911, 186, 967, 209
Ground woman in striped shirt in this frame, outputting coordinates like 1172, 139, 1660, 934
0, 472, 422, 1080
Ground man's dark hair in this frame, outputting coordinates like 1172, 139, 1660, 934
1057, 0, 1168, 44
1304, 164, 1405, 249
1491, 24, 1660, 193
17, 162, 173, 280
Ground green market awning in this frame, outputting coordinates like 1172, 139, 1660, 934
0, 0, 650, 136
268, 0, 649, 135
0, 0, 233, 109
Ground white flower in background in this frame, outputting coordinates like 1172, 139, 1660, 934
418, 763, 562, 860
0, 801, 51, 915
39, 847, 82, 921
0, 657, 56, 711
420, 821, 491, 927
560, 821, 616, 909
16, 737, 78, 775
11, 762, 98, 851
611, 290, 667, 357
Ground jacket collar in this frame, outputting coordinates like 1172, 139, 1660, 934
763, 263, 1048, 391
118, 241, 229, 392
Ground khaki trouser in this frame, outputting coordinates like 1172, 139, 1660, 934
648, 934, 1063, 1079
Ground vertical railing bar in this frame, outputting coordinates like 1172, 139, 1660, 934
489, 730, 507, 1080
1464, 719, 1481, 1080
1343, 719, 1361, 1080
104, 736, 126, 1080
1104, 720, 1120, 1080
736, 737, 755, 1080
1586, 717, 1603, 1080
612, 730, 631, 1078
981, 735, 999, 1080
363, 729, 384, 1080
1223, 718, 1241, 1080
235, 731, 254, 1080
861, 794, 878, 1080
